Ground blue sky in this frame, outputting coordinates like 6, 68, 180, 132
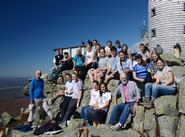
0, 0, 147, 77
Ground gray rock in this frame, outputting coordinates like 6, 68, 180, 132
107, 79, 119, 93
179, 79, 185, 114
158, 116, 179, 137
177, 115, 185, 137
144, 109, 157, 137
88, 125, 141, 137
154, 96, 179, 116
1, 112, 13, 127
133, 106, 145, 134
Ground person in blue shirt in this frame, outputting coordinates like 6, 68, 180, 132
73, 49, 86, 81
27, 70, 44, 125
132, 54, 152, 97
115, 40, 122, 53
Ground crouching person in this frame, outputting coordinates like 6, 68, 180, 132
90, 83, 111, 127
108, 72, 140, 131
27, 70, 44, 126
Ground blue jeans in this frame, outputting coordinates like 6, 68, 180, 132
80, 105, 93, 121
108, 102, 135, 126
145, 83, 176, 99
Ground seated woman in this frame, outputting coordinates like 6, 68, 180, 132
59, 73, 84, 128
80, 81, 100, 123
132, 54, 152, 97
89, 83, 111, 127
42, 73, 74, 122
148, 50, 160, 76
144, 58, 176, 109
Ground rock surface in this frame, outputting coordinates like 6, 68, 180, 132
154, 96, 178, 116
158, 116, 179, 137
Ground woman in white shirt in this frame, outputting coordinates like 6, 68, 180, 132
80, 81, 100, 123
90, 83, 111, 127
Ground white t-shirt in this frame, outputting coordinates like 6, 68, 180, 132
72, 80, 84, 99
155, 66, 176, 87
98, 92, 111, 112
85, 50, 96, 64
65, 81, 74, 97
89, 89, 100, 106
105, 46, 111, 55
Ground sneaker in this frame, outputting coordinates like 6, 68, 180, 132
59, 122, 67, 128
110, 123, 122, 131
144, 99, 154, 109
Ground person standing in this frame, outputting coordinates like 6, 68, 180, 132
27, 70, 44, 125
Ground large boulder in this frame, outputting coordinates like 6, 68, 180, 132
177, 115, 185, 137
154, 96, 178, 116
87, 125, 141, 137
107, 80, 120, 93
144, 109, 157, 137
179, 79, 185, 114
158, 116, 179, 137
133, 106, 145, 134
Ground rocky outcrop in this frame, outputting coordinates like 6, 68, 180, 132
2, 53, 185, 137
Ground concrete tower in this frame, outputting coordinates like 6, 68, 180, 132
148, 0, 185, 54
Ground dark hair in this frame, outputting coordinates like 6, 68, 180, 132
118, 50, 126, 55
139, 43, 145, 47
93, 80, 99, 85
100, 47, 105, 52
64, 52, 69, 55
115, 40, 120, 44
110, 46, 117, 52
122, 44, 128, 49
107, 40, 112, 45
65, 73, 71, 77
87, 40, 93, 47
135, 53, 142, 60
156, 57, 165, 64
174, 43, 182, 52
93, 39, 98, 43
99, 83, 109, 97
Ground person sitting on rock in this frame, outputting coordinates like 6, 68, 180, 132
42, 73, 74, 122
59, 73, 84, 128
90, 82, 111, 127
137, 43, 150, 63
27, 70, 44, 126
73, 49, 86, 81
89, 48, 109, 84
52, 52, 74, 82
85, 40, 98, 84
108, 72, 140, 131
148, 50, 160, 76
116, 50, 132, 80
104, 46, 119, 84
105, 40, 113, 57
143, 58, 177, 109
80, 81, 100, 124
132, 53, 152, 97
53, 49, 63, 69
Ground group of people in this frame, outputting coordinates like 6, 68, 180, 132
28, 40, 177, 132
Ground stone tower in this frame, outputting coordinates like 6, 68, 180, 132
148, 0, 185, 54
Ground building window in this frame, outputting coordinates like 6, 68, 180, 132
151, 28, 156, 37
183, 25, 185, 34
151, 8, 156, 17
183, 3, 185, 11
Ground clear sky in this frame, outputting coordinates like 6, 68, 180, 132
0, 0, 147, 77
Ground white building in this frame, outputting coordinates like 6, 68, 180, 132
148, 0, 185, 54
